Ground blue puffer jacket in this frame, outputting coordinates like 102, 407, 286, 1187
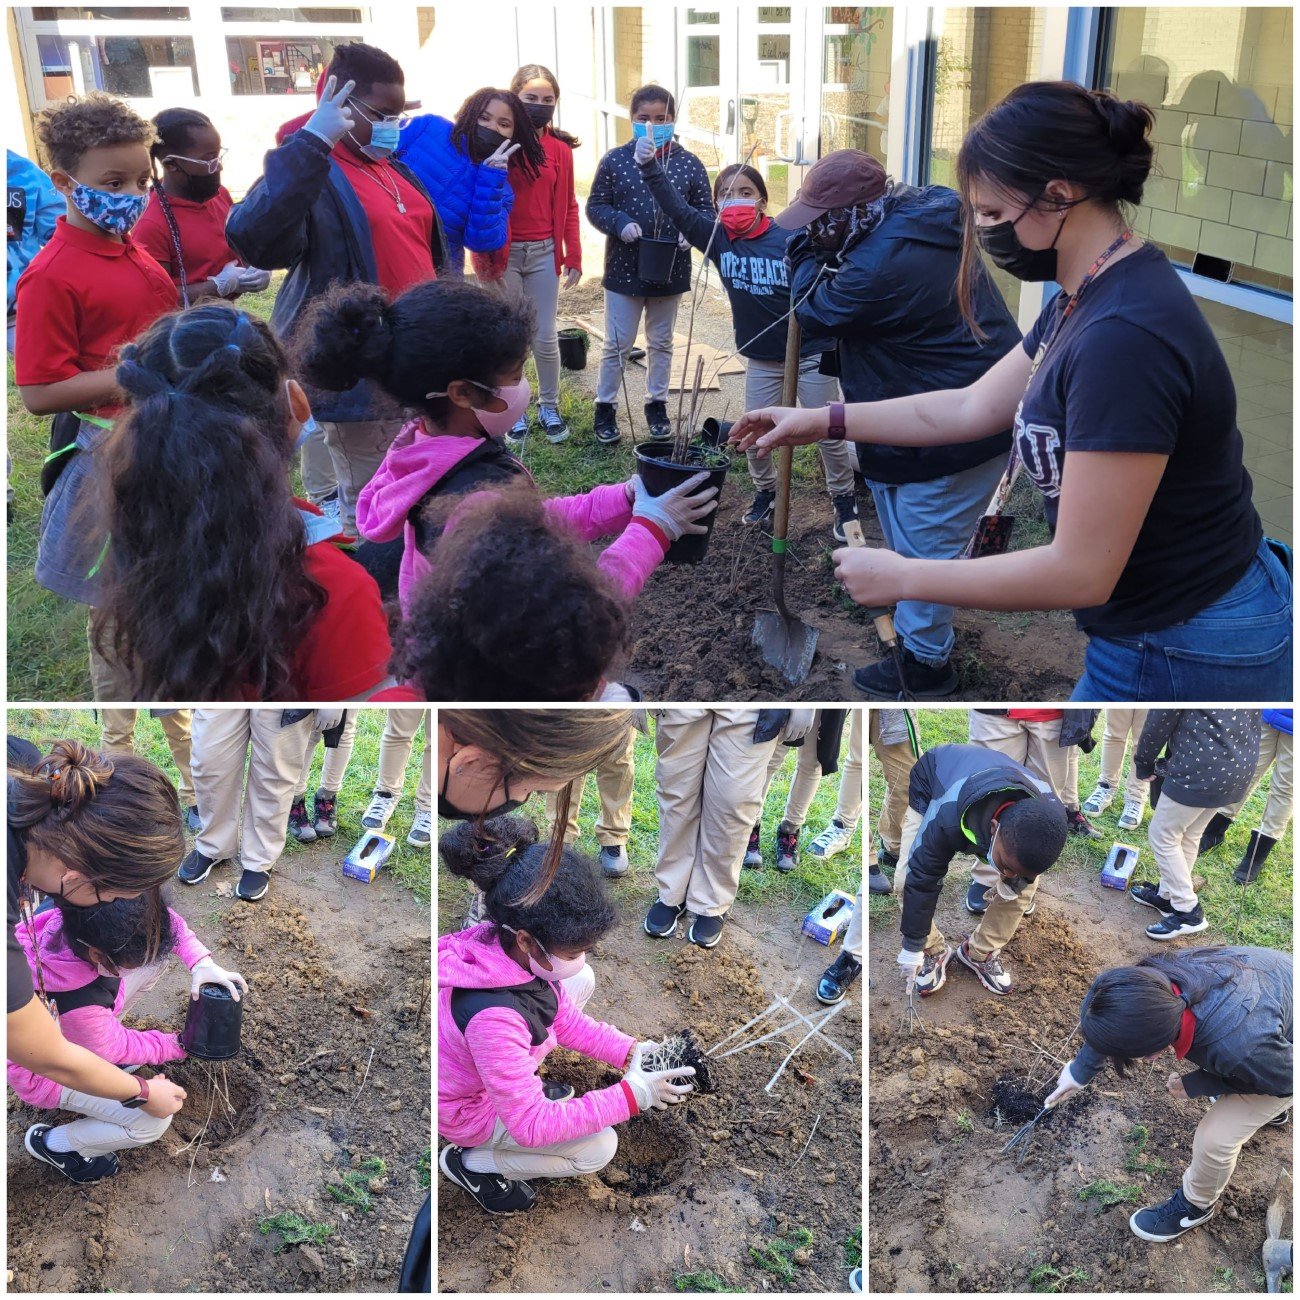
789, 185, 1020, 485
1263, 709, 1292, 735
395, 116, 513, 276
225, 130, 447, 423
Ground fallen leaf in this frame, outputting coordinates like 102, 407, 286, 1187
351, 1005, 372, 1018
214, 882, 234, 898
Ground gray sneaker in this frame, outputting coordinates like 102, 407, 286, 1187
599, 845, 628, 878
1118, 799, 1147, 831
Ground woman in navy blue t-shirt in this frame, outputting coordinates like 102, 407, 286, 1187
731, 80, 1291, 703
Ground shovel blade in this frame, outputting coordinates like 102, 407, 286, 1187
753, 609, 819, 685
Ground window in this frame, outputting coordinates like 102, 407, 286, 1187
220, 7, 363, 21
687, 36, 721, 88
1100, 7, 1292, 296
33, 6, 189, 18
225, 34, 349, 95
37, 31, 197, 98
686, 10, 720, 24
819, 8, 892, 159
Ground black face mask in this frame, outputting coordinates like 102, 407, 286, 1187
977, 190, 1076, 282
523, 102, 555, 130
473, 125, 510, 160
437, 758, 526, 822
180, 170, 222, 202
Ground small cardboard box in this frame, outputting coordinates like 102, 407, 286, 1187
343, 831, 396, 883
1101, 842, 1140, 891
801, 890, 856, 946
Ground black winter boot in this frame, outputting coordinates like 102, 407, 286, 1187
1233, 831, 1277, 885
1198, 812, 1233, 856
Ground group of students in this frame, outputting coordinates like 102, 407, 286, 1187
869, 710, 1292, 1248
435, 708, 862, 1219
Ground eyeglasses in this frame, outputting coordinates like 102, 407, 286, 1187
160, 148, 228, 174
348, 96, 412, 129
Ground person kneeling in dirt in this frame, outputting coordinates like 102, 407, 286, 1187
895, 743, 1067, 997
1046, 946, 1292, 1243
9, 894, 247, 1183
438, 814, 695, 1215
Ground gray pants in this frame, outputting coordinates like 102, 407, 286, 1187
597, 290, 681, 404
299, 422, 338, 505
504, 238, 561, 407
317, 418, 406, 531
743, 356, 857, 497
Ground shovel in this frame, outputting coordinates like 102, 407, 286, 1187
752, 318, 819, 684
1264, 1170, 1292, 1293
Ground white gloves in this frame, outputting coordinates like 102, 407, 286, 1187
483, 138, 521, 171
560, 266, 581, 290
677, 233, 691, 250
314, 708, 345, 732
622, 1043, 695, 1112
236, 266, 271, 293
190, 955, 248, 1002
619, 222, 642, 243
209, 260, 243, 298
783, 710, 816, 743
897, 947, 923, 992
1045, 1060, 1083, 1108
630, 471, 719, 542
302, 75, 357, 149
634, 136, 656, 165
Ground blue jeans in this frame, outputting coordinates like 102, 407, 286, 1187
1071, 538, 1292, 702
868, 457, 1005, 666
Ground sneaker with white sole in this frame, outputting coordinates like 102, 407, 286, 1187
687, 913, 724, 948
956, 938, 1012, 995
644, 899, 685, 938
830, 492, 860, 543
1117, 799, 1147, 831
505, 416, 529, 450
1145, 904, 1208, 941
407, 810, 432, 848
807, 818, 854, 860
1129, 880, 1175, 914
439, 1145, 536, 1214
1129, 1187, 1215, 1242
25, 1125, 120, 1184
1081, 781, 1115, 816
235, 868, 270, 901
362, 790, 398, 831
539, 405, 570, 443
743, 824, 762, 869
318, 494, 341, 522
914, 943, 952, 997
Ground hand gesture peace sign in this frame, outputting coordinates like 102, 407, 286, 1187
303, 75, 357, 148
484, 137, 522, 170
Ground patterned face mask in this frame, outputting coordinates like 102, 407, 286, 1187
67, 177, 148, 235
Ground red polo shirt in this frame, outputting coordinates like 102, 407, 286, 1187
134, 186, 237, 285
13, 216, 177, 418
332, 151, 436, 296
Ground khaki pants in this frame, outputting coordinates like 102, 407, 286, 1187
1147, 792, 1215, 913
87, 617, 136, 703
836, 710, 864, 830
870, 711, 916, 867
376, 709, 433, 814
318, 418, 406, 531
968, 712, 1072, 806
1222, 728, 1294, 841
653, 710, 778, 916
468, 1116, 618, 1180
191, 710, 314, 872
1098, 708, 1151, 804
101, 709, 196, 807
1184, 1091, 1293, 1208
544, 726, 636, 847
895, 805, 1037, 961
296, 711, 359, 797
844, 887, 863, 961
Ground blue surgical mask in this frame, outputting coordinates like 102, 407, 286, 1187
633, 121, 675, 149
67, 178, 148, 235
361, 120, 402, 160
294, 414, 320, 451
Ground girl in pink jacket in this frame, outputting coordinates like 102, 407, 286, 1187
438, 814, 696, 1215
292, 278, 717, 618
10, 895, 247, 1184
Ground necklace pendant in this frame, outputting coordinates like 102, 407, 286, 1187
397, 200, 406, 213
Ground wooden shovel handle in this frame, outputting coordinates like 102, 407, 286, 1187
773, 318, 801, 546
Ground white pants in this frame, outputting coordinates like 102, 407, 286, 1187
597, 291, 680, 405
469, 1116, 618, 1180
49, 1087, 174, 1159
1098, 707, 1152, 804
378, 709, 432, 814
844, 887, 863, 961
1148, 793, 1215, 913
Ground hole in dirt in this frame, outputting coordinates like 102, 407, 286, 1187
603, 1117, 693, 1197
987, 1079, 1047, 1128
166, 1060, 264, 1149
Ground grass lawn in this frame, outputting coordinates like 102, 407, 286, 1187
868, 709, 1293, 953
9, 706, 431, 904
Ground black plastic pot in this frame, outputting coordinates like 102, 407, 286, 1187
634, 438, 729, 564
558, 327, 588, 370
701, 417, 734, 448
637, 235, 678, 283
180, 982, 244, 1061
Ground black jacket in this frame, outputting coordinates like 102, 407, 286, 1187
788, 185, 1019, 484
585, 140, 713, 298
900, 743, 1064, 953
226, 130, 448, 422
1073, 946, 1292, 1098
1134, 710, 1261, 808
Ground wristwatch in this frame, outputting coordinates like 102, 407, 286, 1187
121, 1076, 150, 1110
826, 401, 847, 441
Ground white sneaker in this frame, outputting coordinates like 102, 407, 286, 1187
1117, 800, 1147, 831
407, 809, 432, 848
318, 494, 341, 522
807, 818, 854, 859
362, 790, 397, 831
1081, 781, 1115, 816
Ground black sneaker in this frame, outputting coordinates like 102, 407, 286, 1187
743, 824, 763, 869
599, 846, 628, 878
288, 796, 317, 843
744, 490, 776, 527
965, 881, 991, 914
235, 869, 270, 901
775, 822, 799, 873
687, 913, 724, 949
644, 400, 671, 439
593, 401, 620, 445
816, 951, 861, 1005
1129, 880, 1175, 914
185, 805, 201, 834
1129, 1187, 1215, 1242
439, 1145, 536, 1215
878, 841, 899, 869
1146, 904, 1208, 941
1067, 809, 1102, 840
542, 1081, 576, 1102
868, 866, 892, 895
644, 899, 685, 938
852, 649, 957, 700
1198, 812, 1233, 856
25, 1125, 120, 1184
539, 405, 570, 444
1268, 1108, 1291, 1127
313, 791, 338, 838
505, 415, 529, 450
178, 848, 224, 886
830, 492, 860, 543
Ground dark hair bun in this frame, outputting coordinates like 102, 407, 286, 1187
438, 814, 540, 890
292, 281, 395, 392
1089, 90, 1155, 203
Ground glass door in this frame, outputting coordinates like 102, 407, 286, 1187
676, 9, 739, 186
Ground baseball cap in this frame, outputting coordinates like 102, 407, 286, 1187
775, 150, 888, 229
